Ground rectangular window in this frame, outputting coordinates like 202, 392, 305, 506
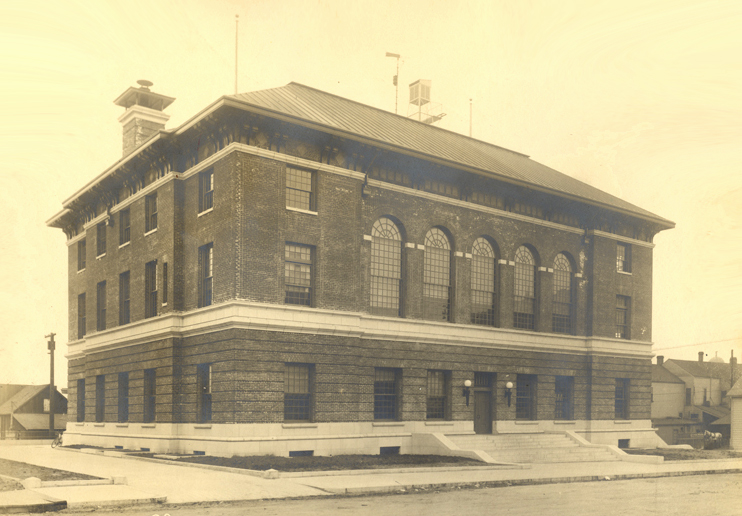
199, 169, 214, 213
119, 271, 130, 325
426, 370, 449, 419
76, 378, 85, 422
143, 369, 156, 423
77, 293, 86, 338
197, 363, 212, 423
285, 167, 314, 211
95, 374, 105, 423
96, 222, 106, 256
686, 388, 692, 405
96, 281, 106, 331
374, 368, 400, 420
145, 193, 157, 232
145, 260, 158, 318
516, 374, 537, 420
118, 372, 129, 423
198, 244, 213, 307
555, 376, 574, 420
285, 243, 312, 306
78, 239, 86, 270
284, 364, 312, 421
616, 295, 630, 339
119, 208, 130, 245
615, 378, 630, 419
617, 243, 631, 272
162, 263, 168, 305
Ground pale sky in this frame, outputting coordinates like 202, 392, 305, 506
1, 0, 740, 385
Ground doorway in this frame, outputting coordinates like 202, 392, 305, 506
473, 372, 494, 434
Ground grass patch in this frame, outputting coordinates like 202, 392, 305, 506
0, 458, 102, 483
623, 448, 742, 461
174, 454, 485, 472
0, 477, 24, 493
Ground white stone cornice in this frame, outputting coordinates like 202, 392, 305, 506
118, 104, 171, 126
588, 230, 655, 248
66, 300, 654, 360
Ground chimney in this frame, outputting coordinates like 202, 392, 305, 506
698, 351, 704, 363
656, 356, 664, 366
114, 80, 175, 156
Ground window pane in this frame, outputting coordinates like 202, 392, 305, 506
374, 368, 398, 420
370, 218, 402, 315
514, 246, 535, 329
471, 238, 495, 326
285, 244, 312, 306
285, 365, 311, 421
426, 371, 447, 419
552, 254, 572, 334
423, 229, 450, 321
286, 168, 313, 210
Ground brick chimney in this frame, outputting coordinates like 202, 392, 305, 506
114, 80, 175, 156
698, 351, 704, 363
656, 356, 664, 366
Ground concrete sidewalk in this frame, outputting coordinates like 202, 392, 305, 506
1, 444, 741, 512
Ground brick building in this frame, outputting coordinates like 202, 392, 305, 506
46, 81, 674, 456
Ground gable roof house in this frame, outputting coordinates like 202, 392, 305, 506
46, 81, 674, 458
0, 384, 68, 439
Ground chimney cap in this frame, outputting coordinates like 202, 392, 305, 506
114, 82, 175, 111
137, 79, 154, 90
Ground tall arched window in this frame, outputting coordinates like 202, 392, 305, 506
423, 228, 451, 321
552, 253, 573, 334
471, 238, 496, 326
370, 217, 402, 317
514, 246, 536, 330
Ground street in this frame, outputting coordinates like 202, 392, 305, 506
61, 473, 742, 516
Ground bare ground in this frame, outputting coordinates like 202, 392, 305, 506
623, 447, 742, 461
0, 457, 101, 492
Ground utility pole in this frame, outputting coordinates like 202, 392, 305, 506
385, 52, 401, 114
46, 332, 55, 436
235, 14, 239, 94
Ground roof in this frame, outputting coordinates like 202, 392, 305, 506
652, 418, 703, 426
0, 385, 46, 415
13, 414, 67, 431
651, 365, 684, 384
694, 404, 730, 420
709, 414, 731, 426
728, 378, 742, 397
229, 83, 674, 228
665, 359, 742, 391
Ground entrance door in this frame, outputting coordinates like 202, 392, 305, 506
473, 391, 492, 434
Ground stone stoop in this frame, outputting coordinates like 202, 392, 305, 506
446, 433, 621, 464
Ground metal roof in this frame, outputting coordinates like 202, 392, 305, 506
0, 385, 46, 414
13, 414, 68, 431
229, 83, 674, 227
651, 365, 684, 384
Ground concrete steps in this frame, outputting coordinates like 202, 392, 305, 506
447, 433, 620, 464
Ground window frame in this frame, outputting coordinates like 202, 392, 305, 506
284, 363, 313, 422
374, 368, 400, 421
145, 260, 158, 318
77, 293, 86, 339
118, 372, 129, 423
470, 237, 496, 326
198, 244, 213, 308
119, 208, 130, 246
145, 193, 158, 233
284, 243, 313, 306
516, 374, 537, 420
119, 271, 130, 325
78, 239, 86, 271
426, 370, 450, 420
554, 375, 574, 420
96, 280, 106, 331
370, 218, 403, 317
76, 378, 85, 422
616, 295, 630, 339
552, 253, 573, 334
197, 363, 212, 423
514, 246, 536, 330
96, 222, 106, 257
95, 374, 105, 423
199, 169, 214, 213
617, 243, 631, 273
143, 368, 156, 423
615, 378, 630, 419
285, 167, 315, 211
423, 228, 452, 322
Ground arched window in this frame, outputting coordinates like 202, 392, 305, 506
370, 217, 402, 317
471, 238, 496, 326
423, 228, 451, 321
552, 254, 573, 334
514, 246, 536, 330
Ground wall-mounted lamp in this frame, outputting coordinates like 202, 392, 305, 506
505, 381, 513, 407
463, 380, 472, 407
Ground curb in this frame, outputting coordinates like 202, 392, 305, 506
0, 499, 67, 514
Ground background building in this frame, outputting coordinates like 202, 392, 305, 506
46, 81, 674, 457
0, 384, 67, 440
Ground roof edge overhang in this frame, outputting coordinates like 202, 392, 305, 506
50, 88, 675, 232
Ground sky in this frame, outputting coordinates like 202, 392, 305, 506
1, 0, 740, 385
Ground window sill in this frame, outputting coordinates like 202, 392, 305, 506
77, 268, 85, 274
74, 422, 84, 427
617, 270, 632, 276
194, 424, 212, 429
162, 302, 168, 307
614, 420, 632, 424
116, 423, 129, 428
286, 206, 318, 216
282, 423, 317, 429
96, 253, 106, 260
553, 420, 576, 425
197, 207, 214, 217
372, 421, 404, 427
93, 423, 105, 427
144, 228, 158, 237
424, 421, 454, 426
141, 424, 156, 428
119, 241, 130, 249
514, 420, 539, 425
